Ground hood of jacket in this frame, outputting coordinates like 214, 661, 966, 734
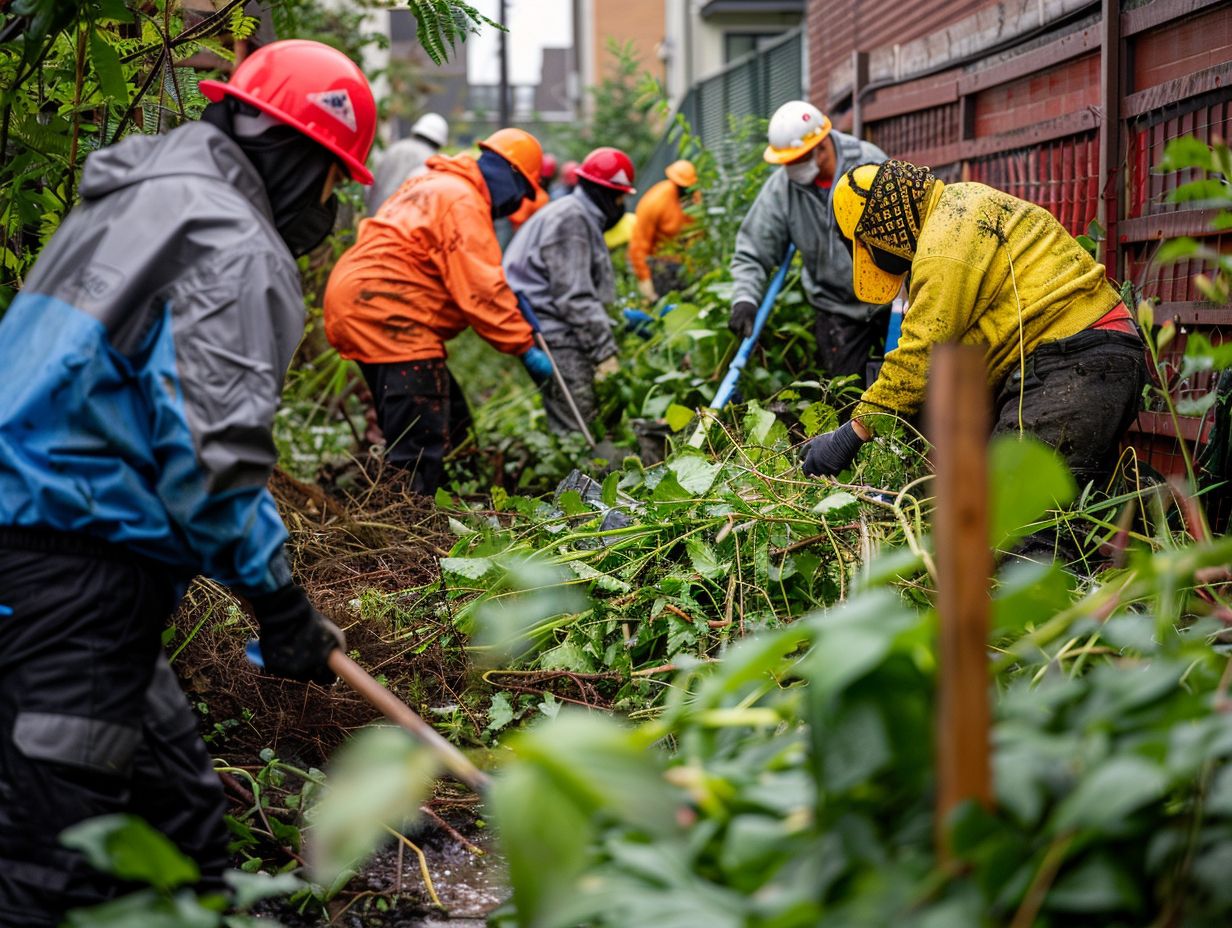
78, 122, 273, 220
423, 153, 492, 207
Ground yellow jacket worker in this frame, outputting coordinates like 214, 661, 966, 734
803, 160, 1144, 498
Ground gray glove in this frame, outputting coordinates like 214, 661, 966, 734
729, 300, 757, 339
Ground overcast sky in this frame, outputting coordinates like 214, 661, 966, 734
467, 0, 572, 85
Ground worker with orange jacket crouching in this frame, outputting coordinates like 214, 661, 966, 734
324, 128, 553, 493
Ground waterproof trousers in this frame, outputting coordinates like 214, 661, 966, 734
992, 329, 1147, 561
538, 344, 597, 437
0, 531, 228, 927
360, 358, 473, 495
815, 307, 890, 383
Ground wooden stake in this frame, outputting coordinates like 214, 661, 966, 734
926, 344, 994, 857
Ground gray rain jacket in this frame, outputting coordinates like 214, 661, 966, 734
503, 190, 618, 362
731, 130, 889, 320
0, 121, 303, 596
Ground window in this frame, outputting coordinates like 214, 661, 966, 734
724, 31, 785, 64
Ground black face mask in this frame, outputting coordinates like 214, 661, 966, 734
202, 101, 340, 256
478, 149, 532, 219
580, 179, 624, 231
869, 244, 912, 276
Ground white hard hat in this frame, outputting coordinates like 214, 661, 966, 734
411, 112, 448, 147
764, 100, 832, 165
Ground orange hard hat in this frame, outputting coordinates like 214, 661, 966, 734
478, 128, 544, 194
200, 40, 377, 185
664, 159, 698, 187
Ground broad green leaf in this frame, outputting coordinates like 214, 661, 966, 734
89, 29, 129, 104
1046, 853, 1143, 912
308, 727, 440, 883
799, 400, 838, 437
1176, 391, 1219, 416
799, 589, 918, 700
1052, 756, 1168, 832
989, 436, 1076, 547
1167, 177, 1231, 204
1155, 236, 1203, 263
812, 490, 858, 522
665, 403, 694, 431
223, 870, 304, 911
600, 470, 619, 506
687, 536, 727, 579
991, 560, 1075, 635
1182, 332, 1232, 378
743, 402, 778, 445
719, 814, 790, 875
486, 691, 515, 731
434, 487, 452, 508
440, 556, 494, 580
60, 814, 199, 891
1156, 136, 1214, 172
62, 888, 218, 928
669, 455, 721, 494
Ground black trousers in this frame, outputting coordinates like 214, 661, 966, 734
0, 532, 228, 927
814, 307, 890, 382
993, 329, 1147, 560
360, 358, 473, 495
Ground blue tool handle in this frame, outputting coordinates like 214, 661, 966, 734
515, 292, 542, 333
709, 244, 797, 411
245, 639, 265, 668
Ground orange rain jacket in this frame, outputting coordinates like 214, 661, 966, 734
324, 154, 535, 363
509, 187, 549, 230
628, 178, 694, 281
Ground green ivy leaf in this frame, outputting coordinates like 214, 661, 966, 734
486, 692, 515, 731
665, 403, 694, 431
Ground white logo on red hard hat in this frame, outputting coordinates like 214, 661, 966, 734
308, 89, 357, 132
611, 169, 632, 187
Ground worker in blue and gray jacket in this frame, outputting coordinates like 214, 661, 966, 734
0, 41, 376, 927
729, 100, 890, 382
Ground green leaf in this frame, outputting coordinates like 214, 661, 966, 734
60, 814, 200, 891
687, 536, 727, 579
600, 471, 619, 507
1156, 136, 1214, 172
63, 888, 219, 928
799, 401, 838, 437
486, 692, 515, 731
991, 560, 1076, 635
223, 870, 304, 911
89, 29, 129, 104
743, 403, 778, 445
308, 727, 440, 883
1046, 854, 1143, 912
1167, 177, 1231, 204
434, 487, 452, 508
665, 403, 694, 431
1176, 391, 1219, 416
1155, 236, 1203, 263
440, 556, 494, 580
812, 490, 858, 522
799, 589, 917, 700
989, 436, 1076, 547
1051, 756, 1168, 832
669, 455, 721, 495
1182, 332, 1232, 378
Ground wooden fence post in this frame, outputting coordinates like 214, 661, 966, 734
927, 343, 994, 857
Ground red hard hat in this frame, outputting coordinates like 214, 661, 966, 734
562, 160, 579, 185
576, 147, 636, 194
200, 40, 377, 185
541, 153, 559, 181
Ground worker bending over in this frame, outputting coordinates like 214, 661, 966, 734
730, 101, 889, 382
629, 159, 699, 302
325, 128, 551, 493
504, 147, 636, 435
804, 160, 1145, 528
0, 41, 371, 925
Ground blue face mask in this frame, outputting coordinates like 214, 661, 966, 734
478, 150, 532, 219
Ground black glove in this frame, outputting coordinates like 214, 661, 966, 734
729, 300, 757, 339
802, 421, 866, 477
248, 584, 345, 684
